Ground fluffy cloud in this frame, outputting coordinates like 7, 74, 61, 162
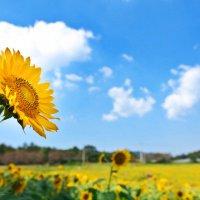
65, 74, 83, 82
65, 81, 78, 90
162, 65, 200, 119
140, 87, 150, 95
52, 71, 63, 89
88, 86, 100, 93
124, 78, 132, 87
103, 80, 155, 121
0, 21, 93, 71
85, 75, 94, 84
99, 66, 113, 78
53, 71, 95, 91
122, 53, 134, 62
52, 72, 78, 91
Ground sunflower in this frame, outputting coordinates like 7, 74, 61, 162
111, 149, 131, 168
54, 175, 62, 192
80, 191, 93, 200
0, 48, 58, 137
12, 178, 26, 194
0, 177, 4, 187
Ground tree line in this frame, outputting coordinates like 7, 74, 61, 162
0, 143, 199, 164
0, 143, 115, 165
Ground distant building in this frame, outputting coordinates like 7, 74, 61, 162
139, 152, 146, 163
173, 158, 191, 163
173, 158, 200, 163
144, 153, 172, 163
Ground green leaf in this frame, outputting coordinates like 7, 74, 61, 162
0, 107, 13, 122
0, 105, 4, 115
97, 191, 116, 200
92, 178, 105, 186
0, 114, 12, 122
17, 119, 25, 131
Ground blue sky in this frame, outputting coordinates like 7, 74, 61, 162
0, 0, 200, 154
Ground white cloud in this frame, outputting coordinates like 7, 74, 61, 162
0, 21, 94, 71
65, 81, 78, 90
178, 64, 190, 71
65, 114, 76, 122
103, 80, 155, 121
122, 53, 134, 62
167, 79, 177, 89
85, 75, 94, 84
65, 73, 83, 82
124, 78, 132, 87
52, 72, 80, 91
102, 113, 118, 122
88, 86, 100, 93
170, 68, 178, 75
99, 66, 113, 78
162, 65, 200, 119
140, 87, 150, 95
52, 71, 63, 89
53, 72, 95, 91
161, 79, 177, 92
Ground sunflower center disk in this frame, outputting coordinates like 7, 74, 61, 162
114, 153, 126, 165
83, 194, 89, 200
15, 78, 39, 117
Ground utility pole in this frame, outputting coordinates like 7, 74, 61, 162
140, 151, 146, 163
82, 148, 86, 164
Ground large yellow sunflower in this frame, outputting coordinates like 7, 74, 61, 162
0, 48, 58, 137
111, 149, 131, 168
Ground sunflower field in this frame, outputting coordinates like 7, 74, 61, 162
0, 163, 200, 200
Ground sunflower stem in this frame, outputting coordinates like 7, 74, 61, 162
107, 165, 113, 191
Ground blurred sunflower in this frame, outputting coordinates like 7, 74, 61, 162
112, 149, 131, 168
0, 48, 58, 137
12, 178, 26, 194
80, 191, 93, 200
176, 190, 184, 199
0, 177, 4, 187
54, 175, 62, 192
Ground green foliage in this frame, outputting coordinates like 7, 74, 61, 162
0, 178, 134, 200
97, 191, 116, 200
173, 150, 200, 163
